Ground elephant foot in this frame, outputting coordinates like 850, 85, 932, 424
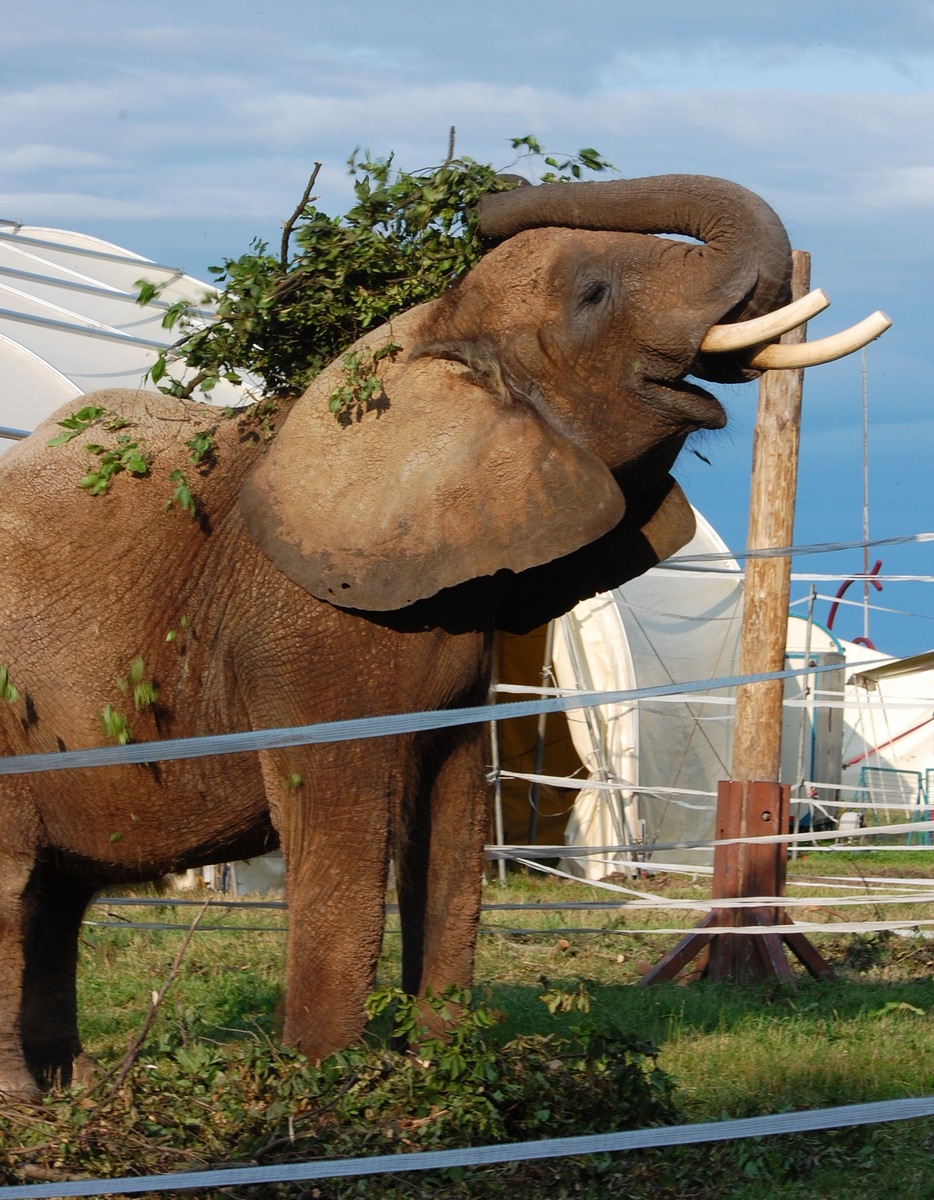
34, 1052, 99, 1092
69, 1052, 100, 1087
25, 1044, 96, 1091
0, 1067, 42, 1105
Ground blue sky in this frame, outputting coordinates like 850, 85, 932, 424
2, 0, 932, 655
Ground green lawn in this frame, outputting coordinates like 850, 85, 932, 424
3, 852, 934, 1197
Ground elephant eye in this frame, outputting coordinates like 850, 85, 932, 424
580, 281, 610, 306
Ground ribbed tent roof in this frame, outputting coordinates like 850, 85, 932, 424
0, 221, 248, 441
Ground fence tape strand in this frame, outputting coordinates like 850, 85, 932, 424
1, 1096, 932, 1198
0, 660, 866, 777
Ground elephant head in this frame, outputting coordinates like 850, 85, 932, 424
240, 175, 791, 617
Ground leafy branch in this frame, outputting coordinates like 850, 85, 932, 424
48, 407, 150, 495
280, 161, 322, 268
327, 339, 401, 423
136, 133, 613, 403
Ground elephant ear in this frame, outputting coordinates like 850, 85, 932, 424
239, 352, 626, 612
493, 476, 696, 634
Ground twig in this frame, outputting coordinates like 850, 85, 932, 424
252, 1067, 365, 1160
280, 163, 322, 268
445, 125, 456, 165
18, 1164, 85, 1183
101, 899, 211, 1099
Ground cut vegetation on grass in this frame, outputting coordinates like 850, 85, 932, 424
2, 853, 934, 1197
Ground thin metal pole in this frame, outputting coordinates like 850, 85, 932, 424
527, 621, 556, 844
488, 651, 507, 884
861, 347, 871, 642
791, 585, 817, 861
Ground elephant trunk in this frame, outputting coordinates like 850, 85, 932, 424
477, 176, 792, 384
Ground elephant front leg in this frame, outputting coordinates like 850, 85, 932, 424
264, 748, 393, 1063
398, 724, 489, 1004
20, 868, 97, 1088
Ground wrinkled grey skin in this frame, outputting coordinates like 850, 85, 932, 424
0, 175, 790, 1099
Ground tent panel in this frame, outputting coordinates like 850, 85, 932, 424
494, 627, 583, 846
0, 225, 253, 442
610, 512, 743, 865
554, 594, 640, 879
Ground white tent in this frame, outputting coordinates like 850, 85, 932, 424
0, 221, 248, 437
0, 223, 268, 892
508, 541, 934, 879
553, 509, 743, 873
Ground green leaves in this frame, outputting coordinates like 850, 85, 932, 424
327, 340, 401, 422
134, 279, 162, 307
184, 428, 217, 466
48, 407, 152, 495
100, 704, 131, 745
167, 469, 197, 518
79, 436, 149, 495
102, 657, 159, 746
47, 405, 106, 446
0, 664, 18, 705
120, 657, 159, 712
509, 135, 614, 181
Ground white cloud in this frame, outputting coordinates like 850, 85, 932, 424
0, 191, 175, 222
857, 165, 934, 208
0, 145, 108, 172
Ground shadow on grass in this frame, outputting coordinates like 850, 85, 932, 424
80, 960, 283, 1056
487, 973, 934, 1042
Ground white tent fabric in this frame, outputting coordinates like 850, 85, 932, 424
555, 510, 744, 876
554, 591, 641, 876
0, 222, 250, 437
551, 527, 934, 877
841, 648, 934, 818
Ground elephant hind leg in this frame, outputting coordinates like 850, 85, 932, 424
19, 866, 96, 1089
397, 724, 489, 1003
0, 853, 42, 1101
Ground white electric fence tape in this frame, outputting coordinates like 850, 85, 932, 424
0, 660, 866, 777
0, 1097, 931, 1198
667, 529, 934, 566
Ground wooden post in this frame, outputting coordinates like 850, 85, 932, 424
643, 250, 832, 986
731, 250, 811, 783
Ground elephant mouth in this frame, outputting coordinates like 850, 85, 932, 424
644, 375, 728, 435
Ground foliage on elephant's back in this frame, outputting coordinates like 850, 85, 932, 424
23, 390, 292, 522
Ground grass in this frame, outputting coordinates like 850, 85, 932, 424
3, 851, 934, 1196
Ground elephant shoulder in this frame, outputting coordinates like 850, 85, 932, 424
0, 390, 269, 545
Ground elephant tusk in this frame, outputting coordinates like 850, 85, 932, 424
701, 289, 831, 353
743, 311, 893, 369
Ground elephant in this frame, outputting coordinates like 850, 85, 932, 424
0, 174, 792, 1100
